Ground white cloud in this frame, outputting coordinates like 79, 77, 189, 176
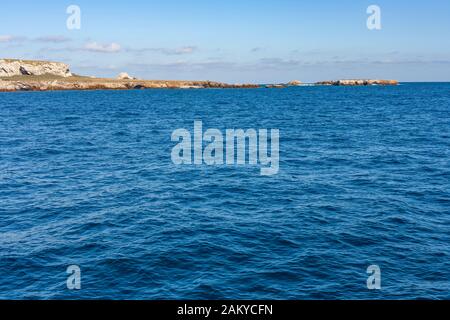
84, 42, 121, 53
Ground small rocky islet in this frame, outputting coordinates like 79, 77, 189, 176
0, 59, 398, 92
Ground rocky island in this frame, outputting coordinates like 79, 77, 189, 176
269, 79, 399, 88
0, 59, 398, 92
315, 79, 399, 86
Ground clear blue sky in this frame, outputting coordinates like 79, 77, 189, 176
1, 0, 449, 82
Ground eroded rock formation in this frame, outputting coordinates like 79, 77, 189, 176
0, 59, 72, 78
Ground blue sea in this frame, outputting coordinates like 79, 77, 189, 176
0, 83, 449, 300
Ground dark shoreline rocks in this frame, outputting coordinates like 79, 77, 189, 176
265, 84, 286, 89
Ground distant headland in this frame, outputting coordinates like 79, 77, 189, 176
0, 59, 398, 92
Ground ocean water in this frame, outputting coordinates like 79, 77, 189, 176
0, 83, 449, 300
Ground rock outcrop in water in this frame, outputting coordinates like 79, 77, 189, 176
0, 59, 72, 78
288, 80, 302, 86
265, 84, 286, 89
315, 79, 398, 86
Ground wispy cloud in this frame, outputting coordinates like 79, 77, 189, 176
173, 46, 197, 55
83, 41, 122, 53
126, 56, 450, 74
35, 36, 71, 43
127, 46, 198, 55
1, 35, 71, 44
251, 47, 265, 53
0, 35, 14, 42
0, 35, 26, 43
258, 58, 303, 68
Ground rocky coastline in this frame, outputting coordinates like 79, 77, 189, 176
0, 59, 398, 92
0, 59, 260, 92
0, 77, 259, 92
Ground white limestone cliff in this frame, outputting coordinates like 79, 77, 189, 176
0, 59, 72, 78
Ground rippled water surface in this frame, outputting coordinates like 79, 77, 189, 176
0, 84, 449, 299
